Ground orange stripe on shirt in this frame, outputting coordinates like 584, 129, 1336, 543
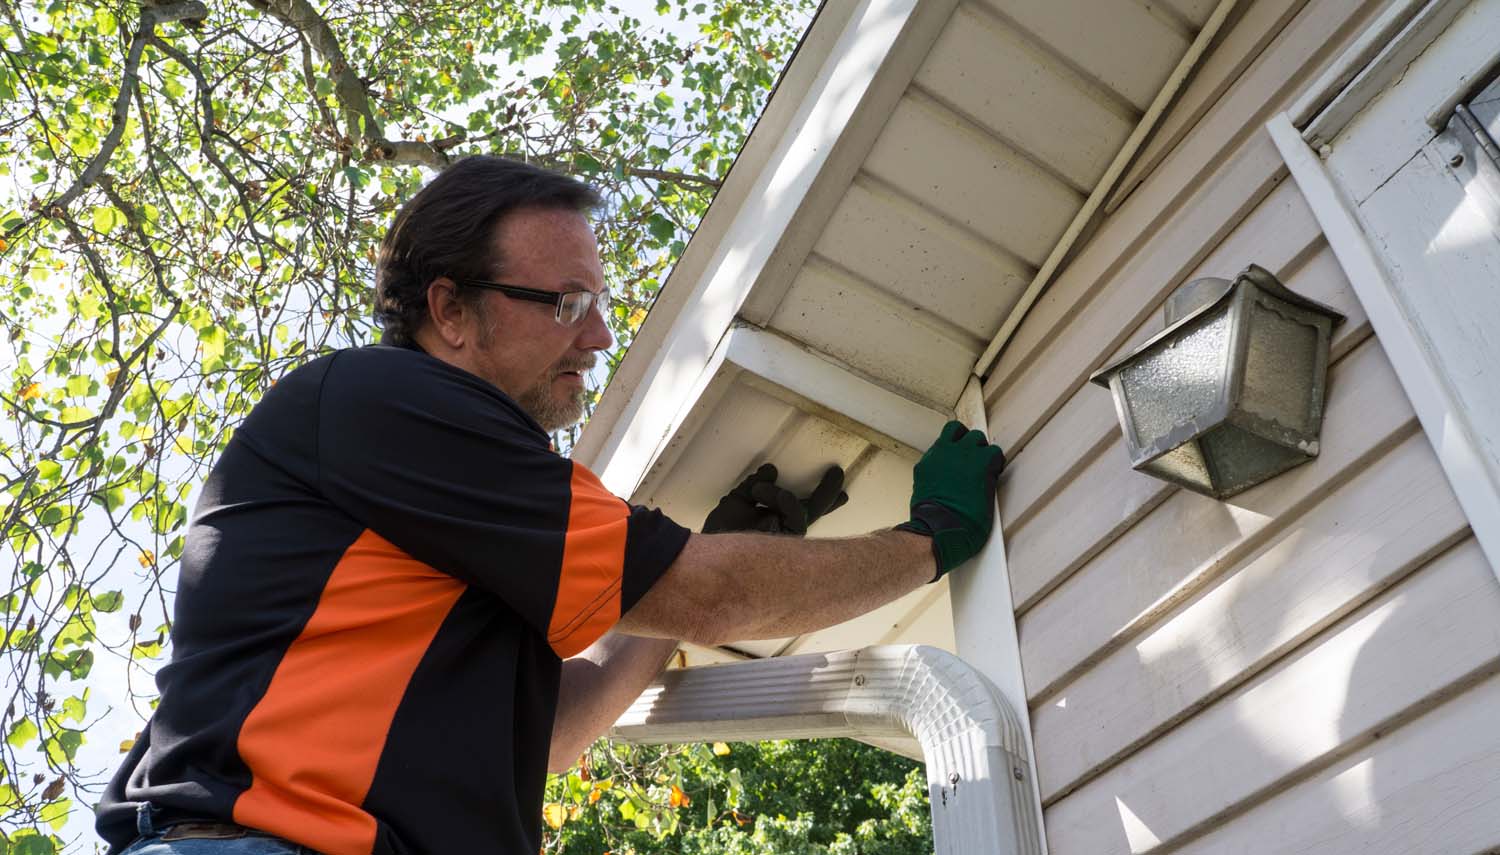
548, 463, 629, 657
233, 529, 465, 855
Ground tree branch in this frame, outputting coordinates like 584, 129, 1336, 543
623, 166, 721, 189
244, 0, 450, 167
27, 1, 209, 227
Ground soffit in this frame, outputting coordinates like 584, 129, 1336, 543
579, 0, 1222, 666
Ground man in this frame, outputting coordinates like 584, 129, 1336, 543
97, 156, 1004, 855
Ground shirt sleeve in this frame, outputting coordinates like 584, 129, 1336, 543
314, 347, 690, 657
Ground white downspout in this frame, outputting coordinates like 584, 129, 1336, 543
611, 644, 1044, 855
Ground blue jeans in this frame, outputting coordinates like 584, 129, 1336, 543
118, 804, 315, 855
119, 835, 312, 855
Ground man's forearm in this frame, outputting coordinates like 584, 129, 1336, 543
548, 631, 680, 772
619, 528, 935, 645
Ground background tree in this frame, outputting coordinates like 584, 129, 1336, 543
541, 739, 933, 855
1, 1, 934, 852
1, 0, 831, 849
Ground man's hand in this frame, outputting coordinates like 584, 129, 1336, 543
895, 421, 1006, 580
701, 463, 848, 534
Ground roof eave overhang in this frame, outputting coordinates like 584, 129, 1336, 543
574, 0, 963, 497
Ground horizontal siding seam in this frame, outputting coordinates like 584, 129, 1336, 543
1038, 477, 1468, 807
983, 0, 1391, 411
1107, 0, 1313, 216
958, 0, 1147, 124
1019, 326, 1393, 683
849, 170, 1039, 280
1144, 651, 1500, 853
897, 85, 1090, 209
799, 252, 989, 354
1027, 399, 1413, 703
1004, 427, 1119, 539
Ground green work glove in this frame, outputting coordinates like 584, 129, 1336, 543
894, 421, 1006, 580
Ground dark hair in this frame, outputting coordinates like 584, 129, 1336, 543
373, 156, 602, 347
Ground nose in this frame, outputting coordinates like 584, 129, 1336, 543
576, 299, 613, 352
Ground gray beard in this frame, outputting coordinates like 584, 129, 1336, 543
516, 380, 586, 433
473, 308, 588, 433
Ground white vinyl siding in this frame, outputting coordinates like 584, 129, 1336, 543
984, 0, 1500, 850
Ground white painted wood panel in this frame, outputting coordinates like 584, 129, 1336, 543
1031, 432, 1471, 803
1017, 336, 1410, 701
1160, 0, 1221, 28
770, 259, 979, 410
1358, 145, 1500, 537
641, 378, 801, 526
812, 177, 1029, 339
1175, 671, 1500, 855
581, 0, 965, 494
971, 0, 1190, 112
1043, 537, 1500, 855
862, 92, 1083, 268
985, 0, 1385, 427
914, 3, 1136, 191
1321, 0, 1500, 204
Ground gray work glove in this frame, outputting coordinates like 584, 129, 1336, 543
701, 463, 848, 534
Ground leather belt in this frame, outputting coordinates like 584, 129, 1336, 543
161, 821, 261, 841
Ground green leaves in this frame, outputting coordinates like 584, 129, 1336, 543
6, 719, 38, 750
90, 206, 125, 234
1, 0, 818, 847
543, 738, 930, 854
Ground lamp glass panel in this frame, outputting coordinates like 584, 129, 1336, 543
1199, 423, 1310, 496
1238, 297, 1321, 433
1142, 440, 1213, 493
1118, 311, 1232, 449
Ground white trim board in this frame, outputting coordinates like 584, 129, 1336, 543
1267, 112, 1500, 580
950, 374, 1048, 852
1291, 0, 1472, 146
630, 323, 952, 504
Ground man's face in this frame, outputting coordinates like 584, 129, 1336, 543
465, 207, 613, 432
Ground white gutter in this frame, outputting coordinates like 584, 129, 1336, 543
973, 0, 1242, 379
611, 645, 1044, 855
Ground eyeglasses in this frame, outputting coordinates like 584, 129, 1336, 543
453, 278, 612, 327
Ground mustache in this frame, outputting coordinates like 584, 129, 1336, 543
556, 358, 597, 373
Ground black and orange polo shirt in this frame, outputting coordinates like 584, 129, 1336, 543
96, 345, 690, 854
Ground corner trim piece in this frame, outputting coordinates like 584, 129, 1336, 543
1267, 111, 1500, 579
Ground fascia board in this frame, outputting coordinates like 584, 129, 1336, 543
630, 324, 951, 504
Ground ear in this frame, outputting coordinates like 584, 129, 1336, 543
424, 277, 469, 348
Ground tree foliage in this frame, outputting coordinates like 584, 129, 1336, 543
0, 0, 817, 848
542, 739, 933, 855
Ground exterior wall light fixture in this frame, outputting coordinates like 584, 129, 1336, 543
1089, 264, 1345, 500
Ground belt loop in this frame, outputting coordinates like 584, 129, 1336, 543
135, 802, 156, 836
